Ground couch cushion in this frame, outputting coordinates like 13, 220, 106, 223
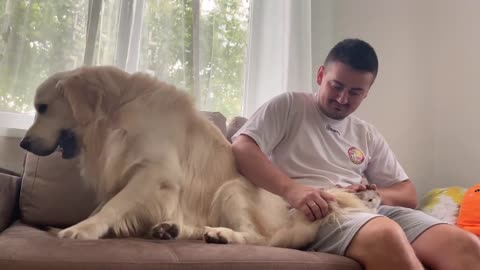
226, 116, 248, 143
20, 152, 96, 227
0, 173, 21, 232
202, 111, 227, 136
0, 222, 361, 270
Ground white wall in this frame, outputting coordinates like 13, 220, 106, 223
429, 0, 480, 192
312, 0, 480, 196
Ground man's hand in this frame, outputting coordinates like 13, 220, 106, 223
283, 183, 336, 221
342, 183, 377, 193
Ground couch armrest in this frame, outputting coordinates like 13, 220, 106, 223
0, 172, 21, 233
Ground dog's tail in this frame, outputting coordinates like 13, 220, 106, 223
268, 189, 370, 249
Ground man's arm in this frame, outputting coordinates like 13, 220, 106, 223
232, 134, 335, 221
377, 180, 418, 209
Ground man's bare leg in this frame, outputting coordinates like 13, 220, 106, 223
412, 224, 480, 270
345, 217, 423, 270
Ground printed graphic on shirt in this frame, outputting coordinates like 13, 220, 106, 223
326, 124, 340, 135
348, 147, 365, 165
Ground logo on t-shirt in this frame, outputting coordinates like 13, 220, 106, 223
326, 124, 340, 135
348, 147, 365, 165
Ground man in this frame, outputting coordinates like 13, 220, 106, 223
231, 39, 480, 270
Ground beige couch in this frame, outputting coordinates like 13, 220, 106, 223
0, 112, 361, 270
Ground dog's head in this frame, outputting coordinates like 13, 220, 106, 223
20, 66, 134, 159
19, 69, 105, 159
19, 71, 81, 159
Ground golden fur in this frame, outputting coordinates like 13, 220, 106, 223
22, 66, 375, 248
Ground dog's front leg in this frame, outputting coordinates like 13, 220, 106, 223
57, 214, 109, 240
58, 164, 179, 240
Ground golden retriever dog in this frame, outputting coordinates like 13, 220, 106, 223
20, 66, 377, 248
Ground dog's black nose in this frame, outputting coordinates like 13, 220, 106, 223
20, 137, 31, 151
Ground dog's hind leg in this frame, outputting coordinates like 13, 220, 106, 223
203, 179, 268, 245
149, 221, 206, 240
58, 162, 181, 240
203, 226, 263, 245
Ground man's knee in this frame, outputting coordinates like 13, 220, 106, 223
348, 217, 408, 254
346, 217, 421, 269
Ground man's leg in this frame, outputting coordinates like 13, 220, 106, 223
380, 205, 480, 270
412, 224, 480, 270
345, 217, 423, 270
306, 212, 423, 270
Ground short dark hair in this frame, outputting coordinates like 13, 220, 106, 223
324, 38, 378, 78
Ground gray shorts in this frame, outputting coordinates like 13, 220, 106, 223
305, 205, 446, 255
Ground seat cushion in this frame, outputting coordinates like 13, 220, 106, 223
0, 222, 361, 270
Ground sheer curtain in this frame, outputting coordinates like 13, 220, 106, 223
0, 0, 249, 130
243, 0, 312, 117
1, 0, 313, 124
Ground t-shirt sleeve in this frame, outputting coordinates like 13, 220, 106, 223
231, 93, 291, 155
364, 126, 409, 187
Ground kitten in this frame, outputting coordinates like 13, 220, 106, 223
355, 190, 381, 212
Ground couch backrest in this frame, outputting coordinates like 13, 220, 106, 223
19, 112, 247, 227
20, 151, 96, 227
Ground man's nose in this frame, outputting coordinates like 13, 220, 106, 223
336, 91, 349, 104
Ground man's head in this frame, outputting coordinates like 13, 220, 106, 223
316, 39, 378, 120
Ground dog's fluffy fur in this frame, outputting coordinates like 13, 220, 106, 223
21, 66, 377, 248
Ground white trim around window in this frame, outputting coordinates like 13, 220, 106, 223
0, 111, 33, 138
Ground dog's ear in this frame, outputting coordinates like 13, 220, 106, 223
57, 74, 102, 125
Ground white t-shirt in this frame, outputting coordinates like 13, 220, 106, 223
232, 92, 408, 189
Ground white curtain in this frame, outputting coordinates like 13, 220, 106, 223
243, 0, 312, 117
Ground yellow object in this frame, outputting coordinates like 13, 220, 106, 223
419, 186, 466, 224
421, 187, 466, 210
457, 183, 480, 236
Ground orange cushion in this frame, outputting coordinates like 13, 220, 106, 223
456, 183, 480, 236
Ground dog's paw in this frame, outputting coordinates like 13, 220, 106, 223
150, 222, 179, 240
57, 221, 107, 240
204, 230, 229, 244
203, 227, 245, 244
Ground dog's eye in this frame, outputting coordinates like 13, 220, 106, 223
37, 104, 48, 114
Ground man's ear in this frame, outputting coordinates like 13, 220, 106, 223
56, 74, 102, 125
317, 66, 325, 85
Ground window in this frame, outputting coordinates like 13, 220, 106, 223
0, 0, 88, 115
0, 0, 250, 130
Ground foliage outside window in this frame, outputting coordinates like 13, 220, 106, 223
0, 0, 249, 120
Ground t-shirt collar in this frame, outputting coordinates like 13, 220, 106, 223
313, 94, 347, 134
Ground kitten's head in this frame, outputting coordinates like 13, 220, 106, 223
355, 189, 381, 209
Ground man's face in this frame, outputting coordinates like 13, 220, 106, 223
316, 61, 375, 120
